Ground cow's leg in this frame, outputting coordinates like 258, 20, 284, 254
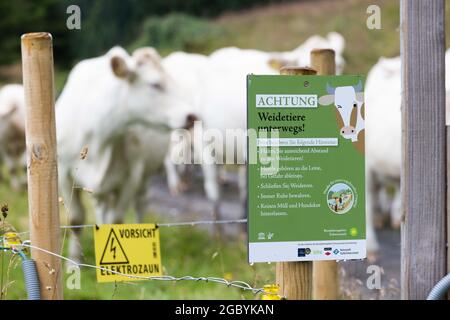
238, 165, 247, 209
375, 185, 391, 228
135, 178, 151, 224
218, 165, 229, 186
17, 151, 28, 189
0, 154, 4, 182
197, 133, 221, 218
3, 155, 20, 191
67, 189, 86, 263
113, 161, 145, 224
164, 153, 186, 196
373, 173, 393, 229
106, 195, 126, 225
238, 165, 247, 234
366, 169, 380, 262
96, 193, 123, 225
203, 163, 220, 219
9, 158, 27, 191
94, 196, 108, 225
61, 174, 86, 263
390, 182, 402, 229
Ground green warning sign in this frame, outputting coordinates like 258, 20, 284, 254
247, 75, 366, 263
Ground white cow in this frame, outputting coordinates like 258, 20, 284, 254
0, 84, 26, 190
56, 46, 197, 261
365, 56, 402, 243
318, 81, 380, 256
162, 32, 346, 223
365, 51, 449, 252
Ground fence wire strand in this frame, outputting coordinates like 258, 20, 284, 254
3, 219, 261, 294
15, 219, 248, 237
19, 242, 265, 295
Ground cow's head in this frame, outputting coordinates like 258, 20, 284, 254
108, 47, 197, 131
318, 81, 364, 140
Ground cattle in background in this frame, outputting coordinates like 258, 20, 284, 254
161, 52, 209, 195
56, 46, 197, 261
363, 50, 450, 253
0, 84, 26, 190
162, 32, 346, 228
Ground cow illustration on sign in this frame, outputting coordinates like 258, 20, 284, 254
318, 80, 365, 153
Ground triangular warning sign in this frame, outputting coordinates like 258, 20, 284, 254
99, 229, 129, 265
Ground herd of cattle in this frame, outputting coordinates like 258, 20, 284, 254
0, 31, 424, 261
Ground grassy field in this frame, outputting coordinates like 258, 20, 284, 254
1, 0, 450, 300
212, 0, 401, 75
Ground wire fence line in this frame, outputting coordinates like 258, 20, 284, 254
14, 218, 248, 237
3, 219, 261, 295
18, 242, 266, 295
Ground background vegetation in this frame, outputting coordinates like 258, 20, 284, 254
0, 0, 293, 66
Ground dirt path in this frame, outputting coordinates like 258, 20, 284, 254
340, 229, 400, 299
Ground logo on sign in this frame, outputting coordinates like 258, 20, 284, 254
298, 248, 311, 257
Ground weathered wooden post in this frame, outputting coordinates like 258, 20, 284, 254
310, 49, 339, 300
400, 0, 447, 299
21, 32, 63, 300
275, 66, 316, 300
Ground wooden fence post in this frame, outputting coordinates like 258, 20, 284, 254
400, 0, 447, 299
310, 49, 339, 300
275, 66, 316, 300
21, 32, 63, 300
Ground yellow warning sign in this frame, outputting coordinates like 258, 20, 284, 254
94, 224, 162, 283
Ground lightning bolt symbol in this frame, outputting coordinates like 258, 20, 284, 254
110, 237, 117, 260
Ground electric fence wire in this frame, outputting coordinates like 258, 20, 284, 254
15, 218, 248, 237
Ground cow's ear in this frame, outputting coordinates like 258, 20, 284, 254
267, 57, 295, 71
356, 92, 364, 102
318, 95, 334, 106
111, 56, 132, 79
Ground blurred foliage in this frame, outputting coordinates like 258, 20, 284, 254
130, 14, 225, 55
0, 0, 292, 67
